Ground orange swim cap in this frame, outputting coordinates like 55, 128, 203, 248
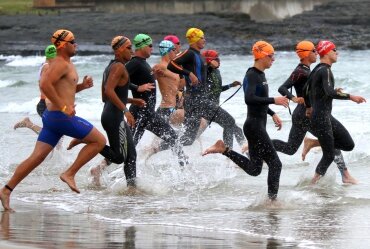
51, 29, 75, 49
252, 41, 274, 60
111, 36, 131, 51
296, 41, 315, 59
186, 28, 204, 44
316, 40, 336, 57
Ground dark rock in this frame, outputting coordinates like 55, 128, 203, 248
0, 0, 369, 56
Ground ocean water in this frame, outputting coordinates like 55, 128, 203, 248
0, 50, 370, 248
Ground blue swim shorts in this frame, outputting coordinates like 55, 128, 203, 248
38, 110, 93, 147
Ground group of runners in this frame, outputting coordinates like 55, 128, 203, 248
0, 27, 366, 211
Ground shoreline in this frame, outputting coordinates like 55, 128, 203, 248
0, 1, 370, 56
0, 199, 297, 249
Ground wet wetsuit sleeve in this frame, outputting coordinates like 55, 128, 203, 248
167, 50, 192, 76
267, 108, 275, 116
321, 67, 350, 100
278, 74, 295, 100
221, 84, 232, 92
129, 83, 139, 91
244, 73, 275, 105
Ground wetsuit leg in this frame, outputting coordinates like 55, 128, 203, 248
129, 105, 149, 146
273, 124, 306, 155
100, 106, 136, 186
233, 124, 246, 146
124, 121, 136, 186
180, 97, 203, 146
245, 118, 282, 199
331, 116, 355, 151
199, 99, 236, 148
272, 105, 308, 155
223, 117, 282, 199
311, 115, 335, 175
145, 111, 187, 165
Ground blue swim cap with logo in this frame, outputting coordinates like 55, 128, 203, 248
159, 40, 174, 56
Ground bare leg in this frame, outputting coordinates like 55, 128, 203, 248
60, 128, 106, 193
302, 137, 320, 161
0, 188, 13, 212
67, 138, 83, 150
1, 141, 53, 211
241, 143, 249, 154
311, 172, 322, 184
14, 117, 41, 134
90, 158, 109, 187
202, 140, 227, 156
342, 169, 358, 184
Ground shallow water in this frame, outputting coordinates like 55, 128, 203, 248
0, 51, 369, 248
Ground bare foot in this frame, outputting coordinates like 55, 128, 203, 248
90, 165, 102, 187
0, 188, 13, 212
202, 140, 226, 156
14, 117, 32, 130
67, 138, 83, 150
342, 170, 358, 184
60, 173, 80, 193
302, 137, 319, 161
241, 143, 249, 154
311, 173, 322, 185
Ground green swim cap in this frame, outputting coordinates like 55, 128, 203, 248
133, 34, 152, 50
45, 45, 57, 59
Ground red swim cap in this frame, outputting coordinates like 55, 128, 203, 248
164, 35, 180, 45
202, 50, 219, 63
316, 40, 336, 56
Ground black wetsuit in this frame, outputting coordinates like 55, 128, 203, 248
126, 56, 187, 164
167, 48, 236, 148
272, 64, 348, 174
223, 67, 282, 199
37, 99, 46, 117
37, 63, 48, 117
205, 66, 246, 146
303, 63, 354, 176
99, 60, 136, 186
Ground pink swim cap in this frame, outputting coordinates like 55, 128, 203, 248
164, 35, 180, 45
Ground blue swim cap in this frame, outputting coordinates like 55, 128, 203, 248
159, 40, 174, 56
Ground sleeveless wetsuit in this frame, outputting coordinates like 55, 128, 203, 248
167, 48, 236, 148
303, 63, 354, 176
98, 59, 136, 186
271, 63, 348, 174
223, 67, 282, 199
126, 56, 187, 165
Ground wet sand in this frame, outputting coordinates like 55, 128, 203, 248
0, 199, 295, 249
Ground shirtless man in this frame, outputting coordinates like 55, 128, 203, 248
154, 40, 184, 124
0, 29, 106, 211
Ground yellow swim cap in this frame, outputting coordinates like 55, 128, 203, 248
51, 29, 75, 49
252, 41, 274, 60
186, 28, 204, 44
296, 41, 315, 59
